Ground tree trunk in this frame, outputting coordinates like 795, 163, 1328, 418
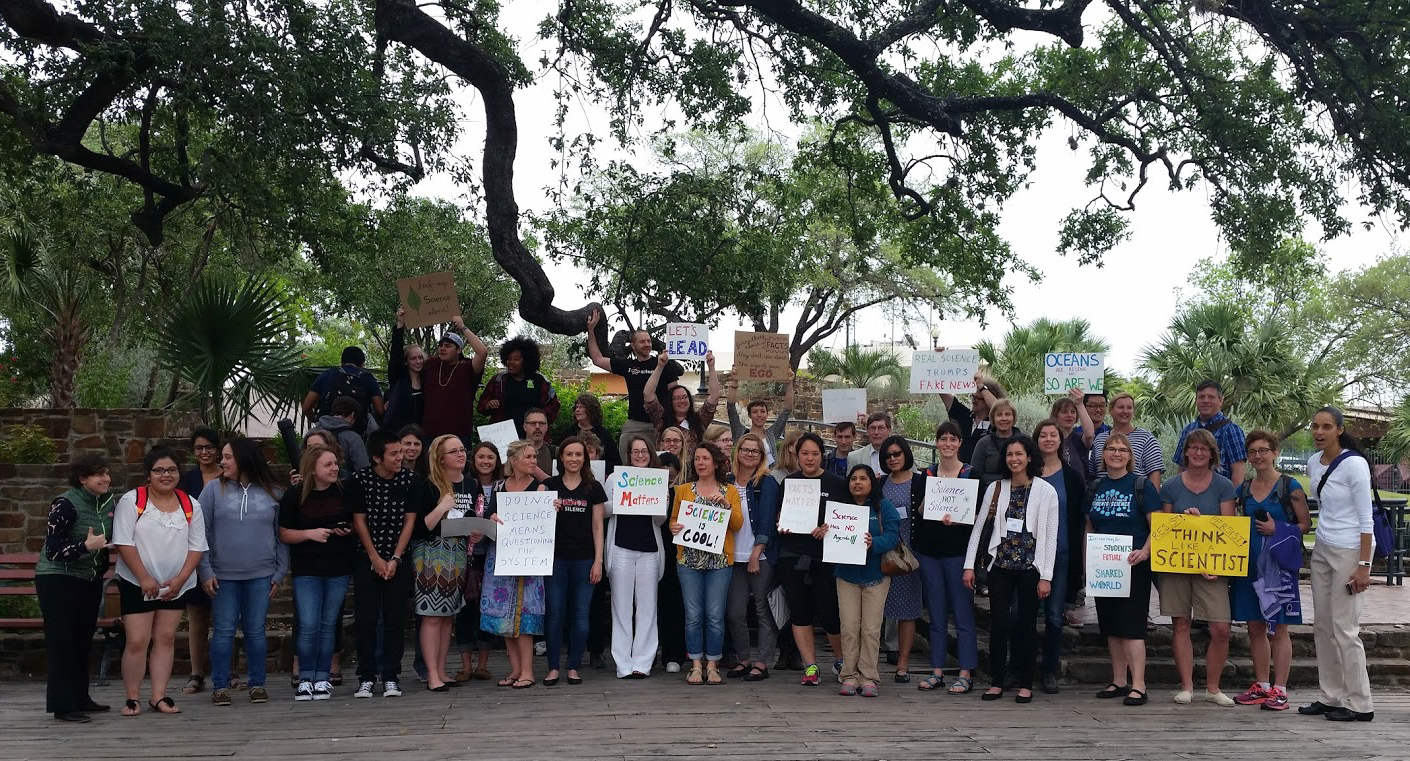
49, 303, 85, 410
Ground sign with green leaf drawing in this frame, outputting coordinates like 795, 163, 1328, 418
396, 271, 461, 329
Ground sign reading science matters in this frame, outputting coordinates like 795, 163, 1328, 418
1150, 513, 1252, 577
609, 467, 671, 517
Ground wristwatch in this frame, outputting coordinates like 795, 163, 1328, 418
390, 555, 402, 564
1358, 560, 1373, 567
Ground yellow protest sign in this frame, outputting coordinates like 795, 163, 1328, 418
1150, 513, 1253, 577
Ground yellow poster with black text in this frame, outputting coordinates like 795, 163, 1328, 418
1150, 513, 1252, 577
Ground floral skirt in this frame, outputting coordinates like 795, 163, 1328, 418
480, 543, 545, 637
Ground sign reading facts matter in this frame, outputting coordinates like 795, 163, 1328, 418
1150, 513, 1252, 577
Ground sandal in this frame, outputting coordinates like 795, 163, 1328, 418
726, 663, 749, 678
229, 677, 246, 691
149, 697, 180, 714
121, 699, 140, 717
917, 674, 943, 691
706, 666, 723, 685
948, 676, 974, 695
1096, 682, 1131, 699
686, 666, 704, 685
744, 666, 770, 682
894, 669, 911, 684
182, 674, 205, 694
511, 679, 536, 689
497, 676, 517, 688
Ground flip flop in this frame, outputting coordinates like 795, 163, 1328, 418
917, 674, 943, 691
497, 676, 517, 687
512, 679, 535, 689
148, 697, 180, 714
121, 699, 140, 717
948, 676, 974, 695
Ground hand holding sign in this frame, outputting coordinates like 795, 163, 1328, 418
665, 322, 709, 360
673, 501, 730, 553
397, 272, 461, 329
910, 349, 980, 394
778, 479, 821, 533
821, 388, 867, 424
1044, 352, 1105, 395
823, 501, 868, 565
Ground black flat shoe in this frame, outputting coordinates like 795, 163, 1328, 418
80, 701, 110, 712
1016, 692, 1033, 704
981, 689, 1004, 701
428, 684, 451, 693
567, 675, 583, 685
542, 676, 560, 686
54, 712, 91, 723
1325, 708, 1374, 722
1041, 674, 1060, 694
1298, 701, 1335, 716
1096, 683, 1130, 699
1123, 689, 1148, 706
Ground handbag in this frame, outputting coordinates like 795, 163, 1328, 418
976, 483, 1002, 568
1316, 451, 1394, 559
881, 540, 919, 577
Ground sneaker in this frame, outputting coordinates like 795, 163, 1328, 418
248, 686, 268, 704
295, 681, 314, 702
1204, 690, 1235, 707
354, 681, 375, 699
832, 660, 843, 680
382, 679, 402, 697
1234, 682, 1269, 705
534, 641, 547, 656
1262, 687, 1290, 711
665, 662, 681, 674
211, 688, 232, 706
801, 664, 821, 686
312, 681, 332, 700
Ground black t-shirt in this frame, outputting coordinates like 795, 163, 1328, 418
611, 356, 683, 423
279, 485, 355, 577
501, 374, 542, 436
347, 467, 423, 560
614, 514, 658, 553
544, 475, 606, 561
418, 478, 477, 539
778, 470, 848, 558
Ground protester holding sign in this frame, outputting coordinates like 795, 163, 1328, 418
1299, 408, 1375, 722
1088, 393, 1164, 486
1231, 430, 1310, 712
724, 433, 779, 681
454, 441, 500, 684
969, 398, 1023, 496
586, 309, 683, 455
646, 349, 720, 438
1034, 419, 1089, 694
481, 441, 547, 689
777, 433, 847, 686
1158, 428, 1238, 707
833, 465, 901, 698
606, 438, 668, 679
478, 336, 561, 438
914, 421, 979, 694
963, 436, 1059, 704
1085, 432, 1160, 706
411, 436, 477, 692
1051, 389, 1099, 475
877, 435, 923, 683
725, 371, 794, 466
420, 315, 489, 442
669, 443, 744, 685
939, 370, 1005, 463
541, 438, 606, 686
384, 307, 428, 434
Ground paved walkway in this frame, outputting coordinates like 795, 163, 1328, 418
1070, 580, 1410, 626
4, 654, 1408, 761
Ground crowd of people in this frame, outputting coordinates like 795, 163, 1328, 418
32, 309, 1378, 725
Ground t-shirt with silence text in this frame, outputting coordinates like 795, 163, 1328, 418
611, 356, 683, 423
544, 475, 607, 561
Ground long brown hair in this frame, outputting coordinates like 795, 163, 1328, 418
299, 445, 342, 503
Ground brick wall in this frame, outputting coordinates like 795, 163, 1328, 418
0, 407, 174, 465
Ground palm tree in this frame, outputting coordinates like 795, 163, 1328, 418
0, 224, 94, 409
1378, 396, 1410, 467
153, 276, 304, 432
976, 317, 1111, 395
807, 345, 905, 390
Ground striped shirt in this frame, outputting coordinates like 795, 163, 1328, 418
1174, 413, 1247, 480
1088, 427, 1166, 479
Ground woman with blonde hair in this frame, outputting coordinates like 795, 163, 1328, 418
413, 435, 475, 691
704, 424, 735, 460
482, 440, 547, 688
1089, 392, 1165, 487
724, 432, 778, 680
770, 429, 803, 484
969, 397, 1022, 494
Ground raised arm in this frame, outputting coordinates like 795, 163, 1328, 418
1071, 387, 1096, 446
451, 314, 489, 375
643, 350, 670, 403
585, 309, 612, 372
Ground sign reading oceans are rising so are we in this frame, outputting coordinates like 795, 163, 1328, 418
1043, 352, 1105, 394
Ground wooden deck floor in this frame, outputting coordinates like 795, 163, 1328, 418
4, 653, 1409, 761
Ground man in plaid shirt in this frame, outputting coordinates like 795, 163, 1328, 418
1174, 380, 1247, 484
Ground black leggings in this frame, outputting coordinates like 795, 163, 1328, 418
988, 566, 1040, 690
775, 556, 840, 635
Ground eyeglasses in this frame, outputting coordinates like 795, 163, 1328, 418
1247, 447, 1275, 456
443, 447, 467, 456
739, 447, 763, 456
1105, 447, 1131, 454
150, 467, 180, 476
193, 444, 217, 452
1185, 445, 1211, 453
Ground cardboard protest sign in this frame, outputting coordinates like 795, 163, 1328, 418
1044, 352, 1105, 395
733, 331, 792, 380
823, 501, 868, 566
673, 501, 730, 553
922, 478, 980, 524
1085, 533, 1133, 598
777, 478, 821, 533
396, 272, 461, 329
665, 323, 709, 360
910, 349, 980, 394
821, 388, 867, 424
493, 491, 557, 575
608, 467, 671, 517
1150, 513, 1252, 577
477, 420, 519, 457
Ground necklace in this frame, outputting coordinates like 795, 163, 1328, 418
438, 359, 460, 387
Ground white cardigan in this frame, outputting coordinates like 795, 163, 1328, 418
602, 501, 667, 582
963, 478, 1060, 581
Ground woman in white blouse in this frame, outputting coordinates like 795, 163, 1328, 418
1298, 407, 1375, 722
964, 435, 1059, 704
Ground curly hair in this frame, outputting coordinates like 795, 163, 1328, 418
572, 392, 604, 427
500, 336, 542, 375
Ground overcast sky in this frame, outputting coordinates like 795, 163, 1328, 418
414, 8, 1402, 378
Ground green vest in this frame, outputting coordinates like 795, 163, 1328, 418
35, 487, 114, 581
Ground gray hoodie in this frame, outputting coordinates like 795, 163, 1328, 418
315, 415, 371, 471
196, 479, 289, 583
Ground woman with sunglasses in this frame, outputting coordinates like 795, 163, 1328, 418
877, 435, 923, 684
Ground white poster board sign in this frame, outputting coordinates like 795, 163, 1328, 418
821, 388, 867, 424
1085, 533, 1133, 598
1044, 352, 1105, 395
589, 460, 606, 483
673, 501, 730, 553
477, 419, 520, 456
494, 491, 557, 576
665, 322, 709, 360
909, 349, 980, 394
823, 501, 868, 566
922, 478, 980, 524
608, 467, 671, 517
777, 478, 821, 534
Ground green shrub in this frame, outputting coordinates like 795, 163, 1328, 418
0, 423, 59, 463
0, 594, 42, 619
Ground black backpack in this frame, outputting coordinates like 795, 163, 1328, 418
317, 367, 375, 434
1236, 475, 1296, 524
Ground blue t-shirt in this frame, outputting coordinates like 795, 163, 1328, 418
1087, 472, 1161, 548
1235, 477, 1304, 565
1042, 468, 1069, 554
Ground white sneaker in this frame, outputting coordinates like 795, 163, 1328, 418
312, 681, 332, 700
354, 681, 374, 698
665, 662, 681, 674
1173, 690, 1193, 704
534, 641, 547, 656
382, 679, 402, 697
295, 681, 314, 701
1204, 690, 1235, 707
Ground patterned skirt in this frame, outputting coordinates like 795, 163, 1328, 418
413, 536, 467, 617
479, 543, 545, 637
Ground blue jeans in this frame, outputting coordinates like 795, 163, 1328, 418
677, 565, 731, 661
1042, 550, 1070, 677
210, 576, 272, 689
293, 575, 351, 683
917, 553, 978, 671
545, 558, 594, 671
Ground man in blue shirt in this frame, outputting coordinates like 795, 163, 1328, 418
1174, 379, 1247, 484
302, 346, 386, 436
824, 421, 855, 478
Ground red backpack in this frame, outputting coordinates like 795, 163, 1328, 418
135, 486, 195, 523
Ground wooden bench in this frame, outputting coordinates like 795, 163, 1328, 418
0, 553, 124, 684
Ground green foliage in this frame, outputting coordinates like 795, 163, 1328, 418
74, 344, 159, 409
1381, 397, 1410, 467
551, 376, 629, 443
0, 595, 42, 619
807, 346, 904, 391
0, 423, 58, 464
976, 318, 1111, 397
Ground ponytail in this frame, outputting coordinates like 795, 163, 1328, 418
1318, 406, 1366, 457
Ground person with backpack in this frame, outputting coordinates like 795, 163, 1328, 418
478, 336, 561, 437
914, 421, 980, 695
302, 346, 385, 436
196, 437, 288, 708
1085, 432, 1161, 706
1230, 429, 1311, 711
1174, 380, 1248, 484
113, 447, 210, 716
1299, 407, 1376, 722
314, 396, 371, 471
968, 398, 1022, 495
